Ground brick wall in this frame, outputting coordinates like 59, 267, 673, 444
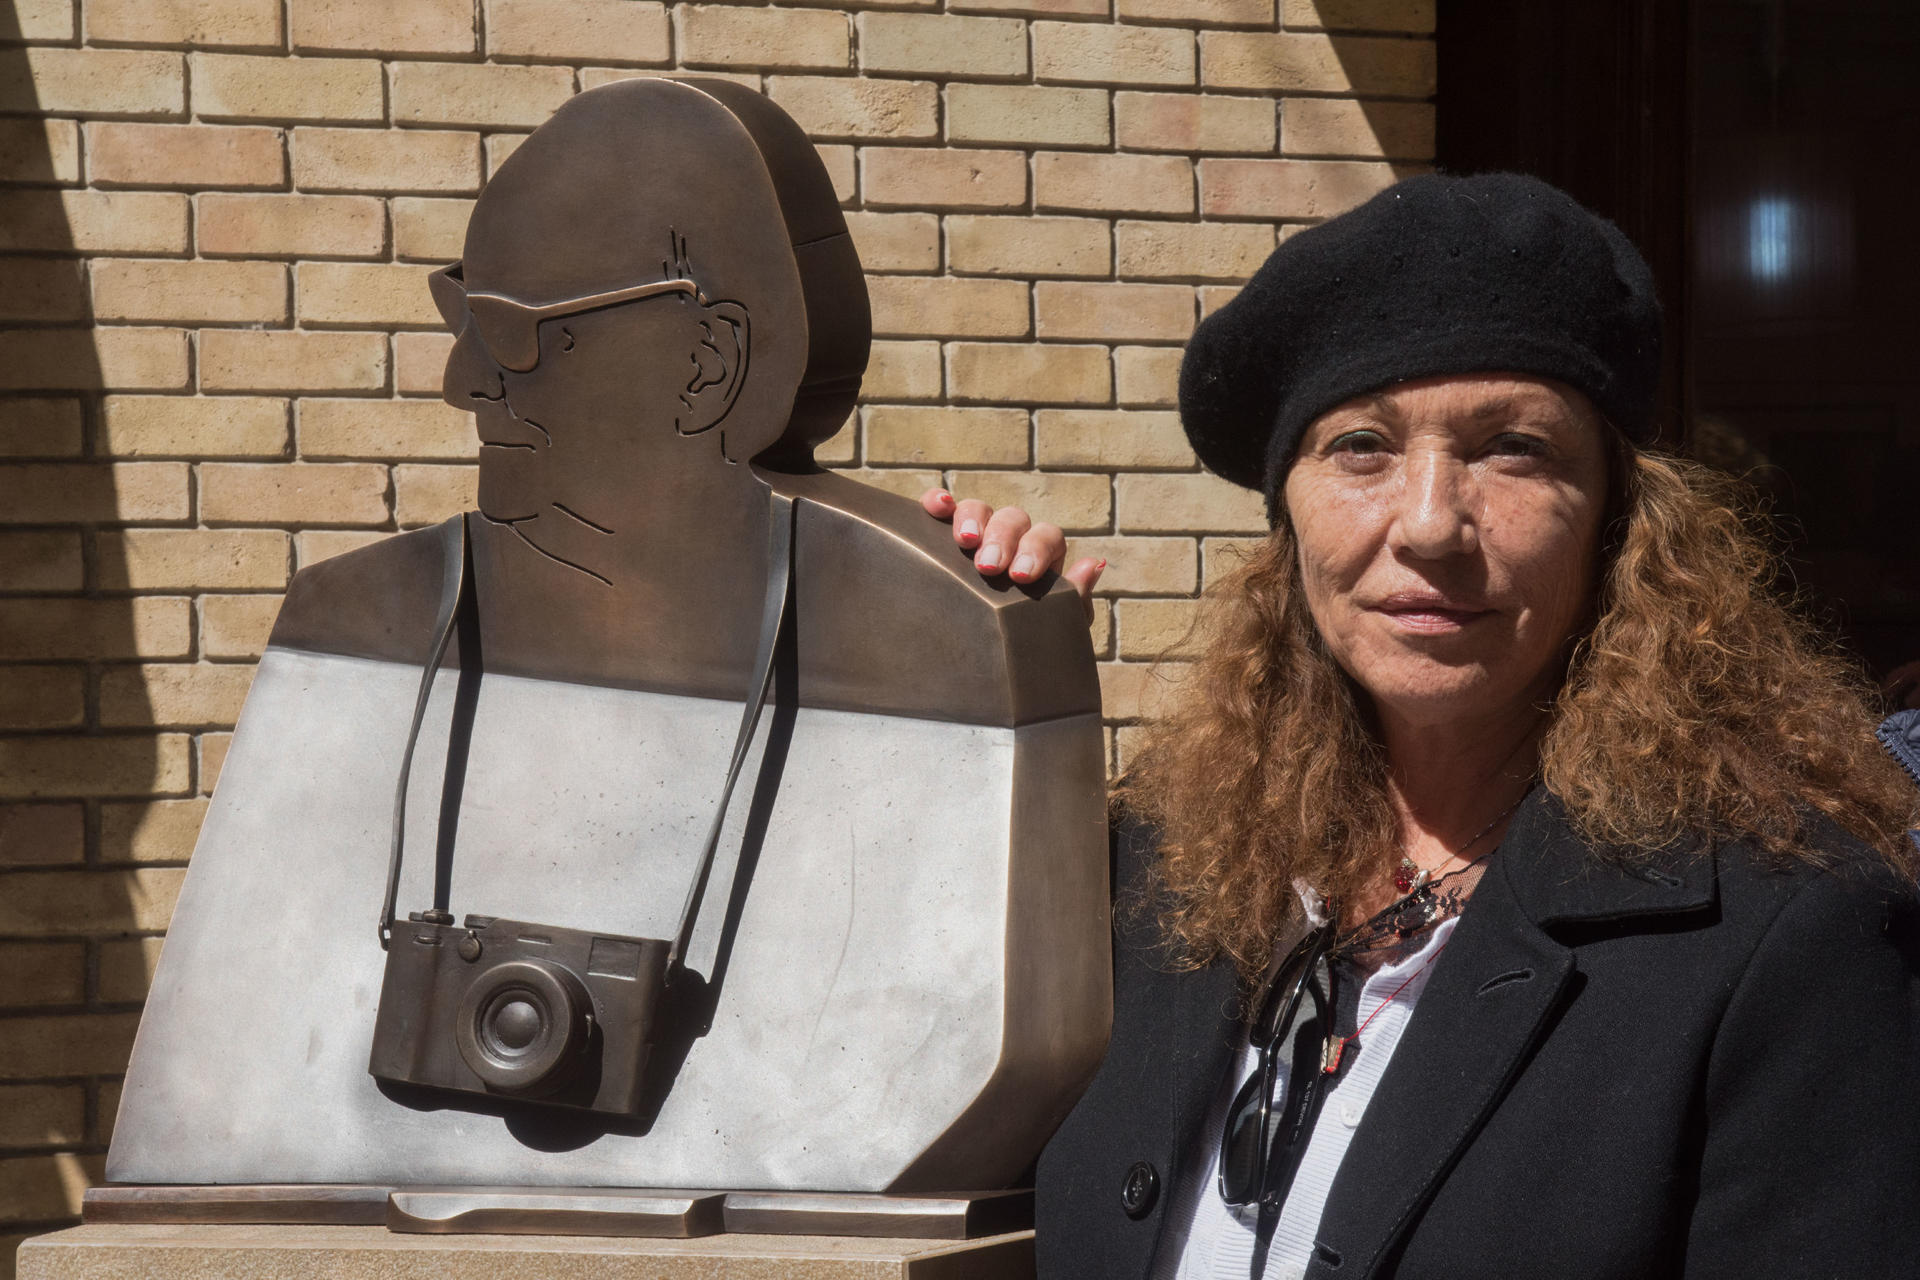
0, 0, 1431, 1260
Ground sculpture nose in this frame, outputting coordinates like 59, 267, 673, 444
442, 324, 499, 412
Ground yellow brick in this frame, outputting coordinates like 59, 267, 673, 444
1036, 408, 1192, 469
1035, 152, 1194, 215
1117, 596, 1206, 659
86, 122, 285, 190
91, 260, 288, 326
678, 5, 851, 70
861, 340, 942, 401
1281, 97, 1433, 160
0, 119, 81, 185
5, 0, 74, 39
815, 413, 856, 466
100, 663, 257, 728
946, 214, 1108, 279
87, 0, 283, 47
394, 463, 477, 526
485, 0, 670, 64
947, 342, 1109, 406
949, 469, 1109, 532
1098, 658, 1189, 720
96, 529, 290, 590
864, 405, 1028, 467
1199, 283, 1240, 317
291, 128, 482, 195
867, 276, 1030, 340
98, 1079, 124, 1142
842, 211, 939, 273
1036, 281, 1194, 343
99, 937, 167, 1004
297, 262, 440, 328
200, 461, 390, 525
298, 398, 472, 459
1090, 599, 1113, 659
1199, 157, 1398, 218
191, 53, 385, 123
0, 867, 186, 934
201, 594, 284, 659
1114, 344, 1182, 406
390, 62, 576, 130
101, 797, 209, 862
765, 77, 939, 143
294, 528, 389, 566
1116, 471, 1266, 532
0, 738, 192, 801
857, 13, 1027, 77
0, 329, 188, 393
0, 940, 87, 1005
197, 193, 386, 259
1116, 220, 1275, 280
0, 805, 84, 868
393, 197, 473, 262
821, 144, 858, 204
0, 532, 82, 591
1200, 31, 1436, 95
861, 147, 1026, 210
0, 668, 85, 732
0, 400, 84, 459
0, 1085, 86, 1147
100, 396, 287, 458
579, 68, 762, 92
0, 1012, 142, 1079
1282, 0, 1433, 32
1114, 91, 1275, 154
290, 0, 475, 53
0, 599, 191, 661
12, 49, 184, 118
487, 133, 530, 176
1201, 533, 1266, 585
0, 462, 190, 524
0, 259, 88, 324
0, 191, 188, 255
200, 330, 388, 394
200, 731, 234, 792
1060, 533, 1196, 594
945, 84, 1110, 149
952, 0, 1104, 12
0, 1153, 106, 1223
1033, 22, 1195, 86
396, 332, 455, 395
1120, 0, 1271, 21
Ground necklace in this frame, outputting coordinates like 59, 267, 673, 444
1391, 793, 1528, 893
1334, 790, 1529, 955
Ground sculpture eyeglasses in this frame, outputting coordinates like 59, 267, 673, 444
429, 262, 699, 374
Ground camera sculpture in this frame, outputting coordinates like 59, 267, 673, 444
108, 79, 1111, 1196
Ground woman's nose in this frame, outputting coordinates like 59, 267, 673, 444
441, 324, 499, 411
1390, 452, 1479, 560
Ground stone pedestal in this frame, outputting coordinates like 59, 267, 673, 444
18, 1224, 1034, 1279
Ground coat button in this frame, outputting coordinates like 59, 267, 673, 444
1121, 1161, 1159, 1219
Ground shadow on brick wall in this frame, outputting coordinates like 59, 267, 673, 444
0, 7, 164, 1273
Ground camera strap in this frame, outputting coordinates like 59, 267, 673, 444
378, 488, 799, 953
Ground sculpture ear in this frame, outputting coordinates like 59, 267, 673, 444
676, 300, 749, 436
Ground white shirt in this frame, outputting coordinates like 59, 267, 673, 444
1155, 914, 1459, 1280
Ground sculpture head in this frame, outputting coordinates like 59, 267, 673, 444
436, 79, 869, 534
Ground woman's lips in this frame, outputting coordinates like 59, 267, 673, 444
1370, 597, 1493, 633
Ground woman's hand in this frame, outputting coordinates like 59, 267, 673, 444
920, 488, 1106, 609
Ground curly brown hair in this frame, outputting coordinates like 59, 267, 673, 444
1116, 452, 1920, 979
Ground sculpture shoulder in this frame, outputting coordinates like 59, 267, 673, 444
774, 470, 1101, 726
267, 525, 454, 667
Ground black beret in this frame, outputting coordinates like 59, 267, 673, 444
1177, 172, 1663, 518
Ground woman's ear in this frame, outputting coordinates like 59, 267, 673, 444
675, 300, 750, 435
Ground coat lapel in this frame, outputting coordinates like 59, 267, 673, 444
1304, 790, 1716, 1278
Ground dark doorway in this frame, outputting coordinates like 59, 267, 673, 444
1437, 0, 1920, 682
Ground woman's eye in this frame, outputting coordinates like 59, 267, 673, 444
1331, 430, 1387, 455
1486, 432, 1547, 458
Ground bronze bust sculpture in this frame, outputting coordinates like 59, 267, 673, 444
110, 79, 1110, 1195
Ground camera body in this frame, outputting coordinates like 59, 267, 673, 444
368, 913, 670, 1117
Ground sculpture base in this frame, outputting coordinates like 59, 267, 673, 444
17, 1224, 1035, 1279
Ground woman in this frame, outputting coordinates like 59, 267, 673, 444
922, 173, 1920, 1279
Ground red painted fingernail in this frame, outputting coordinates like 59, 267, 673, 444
1095, 559, 1107, 570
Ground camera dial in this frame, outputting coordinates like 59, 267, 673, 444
455, 959, 593, 1095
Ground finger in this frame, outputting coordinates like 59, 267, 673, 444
975, 507, 1032, 575
920, 487, 957, 522
951, 498, 994, 550
1063, 556, 1106, 604
1007, 521, 1066, 583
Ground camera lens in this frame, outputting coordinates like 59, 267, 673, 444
455, 960, 592, 1095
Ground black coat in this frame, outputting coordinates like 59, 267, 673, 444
1036, 790, 1920, 1280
